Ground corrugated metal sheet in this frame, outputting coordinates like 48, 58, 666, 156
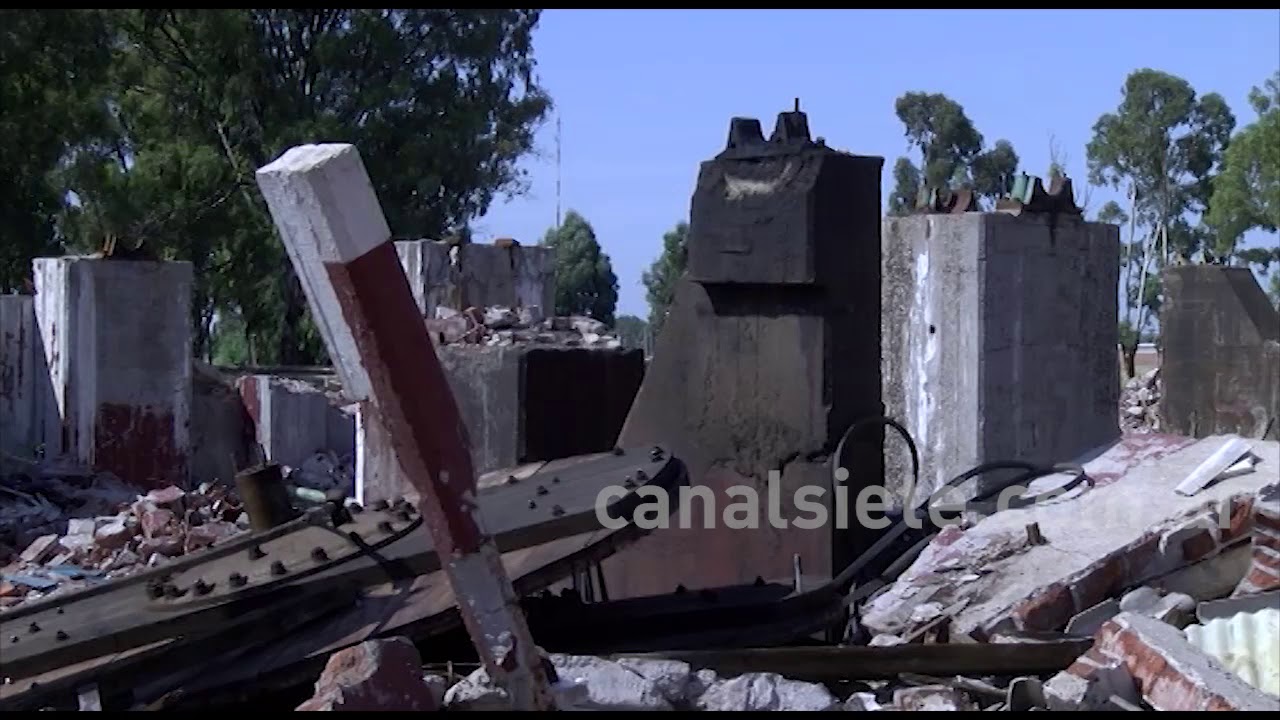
1185, 606, 1280, 697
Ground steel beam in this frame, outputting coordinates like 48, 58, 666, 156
255, 144, 555, 710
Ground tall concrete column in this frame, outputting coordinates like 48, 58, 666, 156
31, 257, 193, 489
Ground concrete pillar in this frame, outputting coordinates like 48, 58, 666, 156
1161, 265, 1280, 441
0, 295, 59, 458
31, 257, 193, 489
881, 212, 1121, 502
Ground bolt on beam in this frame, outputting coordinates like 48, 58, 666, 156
255, 144, 555, 710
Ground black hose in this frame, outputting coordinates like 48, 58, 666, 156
828, 417, 1094, 593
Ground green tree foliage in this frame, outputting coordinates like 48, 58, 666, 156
641, 220, 687, 334
613, 314, 648, 351
0, 10, 116, 292
1207, 72, 1280, 255
541, 210, 618, 325
12, 10, 551, 365
1086, 69, 1235, 376
887, 92, 1019, 214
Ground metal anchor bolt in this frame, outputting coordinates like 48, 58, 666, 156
271, 561, 287, 576
378, 521, 394, 533
349, 502, 364, 514
535, 485, 549, 496
194, 579, 214, 596
248, 545, 266, 560
623, 476, 637, 489
551, 476, 560, 484
311, 547, 329, 562
397, 509, 413, 522
612, 446, 625, 456
635, 470, 648, 482
372, 499, 390, 511
528, 500, 537, 509
650, 446, 664, 461
8, 636, 17, 644
55, 630, 68, 641
28, 622, 39, 634
551, 504, 565, 516
229, 572, 248, 588
56, 607, 64, 615
506, 475, 519, 485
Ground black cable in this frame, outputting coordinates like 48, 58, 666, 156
828, 418, 1095, 593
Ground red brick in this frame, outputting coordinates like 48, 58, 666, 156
1180, 529, 1219, 563
1096, 613, 1276, 711
296, 637, 437, 711
1240, 566, 1280, 594
1255, 525, 1280, 552
1014, 582, 1076, 632
1070, 553, 1126, 610
1121, 532, 1162, 582
1221, 497, 1255, 543
141, 508, 177, 539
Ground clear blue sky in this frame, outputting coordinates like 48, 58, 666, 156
476, 9, 1280, 319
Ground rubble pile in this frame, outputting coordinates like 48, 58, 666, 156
424, 305, 623, 349
0, 474, 249, 609
1121, 367, 1163, 433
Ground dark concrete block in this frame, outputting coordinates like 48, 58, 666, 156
1162, 266, 1280, 440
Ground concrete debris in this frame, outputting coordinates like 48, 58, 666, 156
446, 654, 680, 710
0, 479, 248, 610
1120, 367, 1163, 433
1067, 611, 1279, 711
1118, 586, 1197, 628
425, 305, 623, 350
694, 672, 841, 711
1235, 483, 1280, 596
296, 637, 439, 711
893, 684, 977, 711
862, 435, 1279, 640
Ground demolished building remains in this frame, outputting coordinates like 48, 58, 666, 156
1, 105, 1278, 712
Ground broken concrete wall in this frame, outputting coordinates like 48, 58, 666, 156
1161, 265, 1280, 441
236, 374, 355, 469
0, 295, 58, 459
882, 212, 1121, 501
396, 240, 555, 319
189, 364, 254, 486
32, 258, 193, 490
357, 345, 644, 503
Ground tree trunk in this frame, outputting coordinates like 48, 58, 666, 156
1122, 341, 1137, 380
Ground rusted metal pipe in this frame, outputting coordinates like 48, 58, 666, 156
255, 144, 555, 710
234, 464, 299, 532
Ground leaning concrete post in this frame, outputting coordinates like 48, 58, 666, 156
255, 144, 555, 710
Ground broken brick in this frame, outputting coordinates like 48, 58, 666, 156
94, 520, 135, 550
66, 518, 97, 537
296, 637, 438, 711
1221, 497, 1256, 543
1014, 582, 1075, 632
140, 508, 177, 539
1091, 612, 1276, 711
146, 485, 187, 511
1181, 529, 1219, 563
19, 535, 63, 564
1070, 552, 1126, 610
0, 581, 20, 598
183, 521, 239, 553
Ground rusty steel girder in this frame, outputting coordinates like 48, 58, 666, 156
0, 446, 686, 709
995, 173, 1083, 216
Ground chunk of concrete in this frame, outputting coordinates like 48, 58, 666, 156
295, 637, 437, 711
1045, 651, 1140, 711
1095, 612, 1277, 711
1119, 586, 1196, 628
1066, 598, 1121, 637
445, 654, 674, 711
695, 673, 840, 711
893, 685, 976, 711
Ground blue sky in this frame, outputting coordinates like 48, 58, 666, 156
476, 9, 1280, 319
